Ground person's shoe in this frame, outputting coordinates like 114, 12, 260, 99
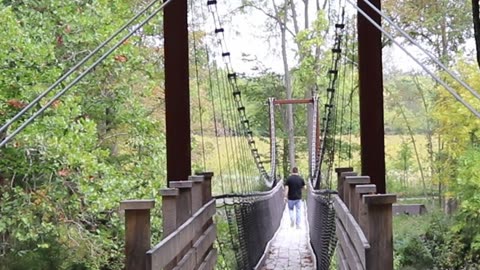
290, 221, 294, 227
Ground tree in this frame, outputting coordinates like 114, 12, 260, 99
0, 1, 167, 268
236, 0, 329, 172
472, 0, 480, 69
383, 0, 472, 65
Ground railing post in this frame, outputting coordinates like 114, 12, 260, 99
343, 176, 370, 216
338, 171, 357, 200
170, 181, 194, 224
363, 194, 397, 270
199, 172, 214, 204
189, 175, 205, 213
170, 181, 194, 265
335, 168, 353, 198
354, 184, 376, 232
159, 188, 179, 270
120, 200, 155, 270
160, 188, 179, 237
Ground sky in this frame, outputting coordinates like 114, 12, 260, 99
204, 0, 476, 77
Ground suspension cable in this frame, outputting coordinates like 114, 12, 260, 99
345, 0, 480, 119
207, 0, 272, 187
0, 0, 177, 147
189, 0, 207, 170
313, 7, 346, 189
362, 0, 480, 101
337, 26, 350, 166
348, 22, 357, 168
0, 0, 167, 135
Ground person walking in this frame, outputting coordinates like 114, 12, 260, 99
284, 167, 306, 229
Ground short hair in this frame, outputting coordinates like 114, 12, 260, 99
292, 167, 298, 173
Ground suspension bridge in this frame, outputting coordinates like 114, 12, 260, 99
4, 0, 476, 269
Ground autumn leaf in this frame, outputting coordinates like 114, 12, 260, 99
7, 99, 26, 109
114, 55, 128, 62
58, 169, 70, 177
51, 100, 61, 109
56, 35, 63, 46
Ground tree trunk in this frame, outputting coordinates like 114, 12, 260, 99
274, 0, 296, 168
303, 0, 309, 29
413, 76, 435, 193
473, 0, 480, 69
388, 88, 428, 198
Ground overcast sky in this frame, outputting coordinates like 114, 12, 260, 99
203, 0, 476, 77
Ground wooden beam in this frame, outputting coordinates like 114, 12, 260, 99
121, 200, 155, 270
358, 0, 386, 193
146, 200, 216, 270
273, 98, 313, 105
164, 0, 190, 184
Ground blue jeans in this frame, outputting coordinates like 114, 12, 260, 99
287, 199, 302, 227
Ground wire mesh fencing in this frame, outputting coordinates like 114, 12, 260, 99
307, 188, 338, 270
215, 182, 285, 269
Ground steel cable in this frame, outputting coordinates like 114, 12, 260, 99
0, 0, 177, 147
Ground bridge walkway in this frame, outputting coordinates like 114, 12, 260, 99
261, 201, 315, 270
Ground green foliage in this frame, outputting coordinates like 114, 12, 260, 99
0, 0, 166, 268
383, 0, 472, 63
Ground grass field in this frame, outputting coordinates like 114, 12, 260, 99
194, 134, 437, 197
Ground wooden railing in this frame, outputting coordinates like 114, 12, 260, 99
120, 172, 216, 270
334, 168, 397, 270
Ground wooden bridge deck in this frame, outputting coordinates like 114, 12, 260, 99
260, 201, 315, 270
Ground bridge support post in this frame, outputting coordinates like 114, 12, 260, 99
363, 194, 397, 270
120, 200, 155, 270
358, 0, 386, 193
164, 0, 191, 184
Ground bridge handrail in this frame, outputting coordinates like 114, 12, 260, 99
120, 172, 216, 270
146, 199, 216, 269
214, 180, 282, 200
333, 168, 397, 270
333, 194, 369, 269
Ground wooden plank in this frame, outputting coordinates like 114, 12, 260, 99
120, 200, 154, 270
392, 204, 427, 215
146, 200, 216, 270
354, 185, 376, 234
193, 224, 216, 265
188, 175, 205, 182
170, 180, 194, 189
124, 209, 151, 270
333, 195, 369, 267
337, 243, 350, 270
364, 194, 396, 270
344, 176, 370, 210
198, 248, 217, 270
160, 188, 179, 197
120, 199, 155, 211
363, 194, 397, 205
336, 219, 364, 270
191, 180, 203, 213
172, 248, 196, 270
273, 98, 313, 105
355, 184, 376, 194
339, 172, 358, 200
199, 172, 214, 204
